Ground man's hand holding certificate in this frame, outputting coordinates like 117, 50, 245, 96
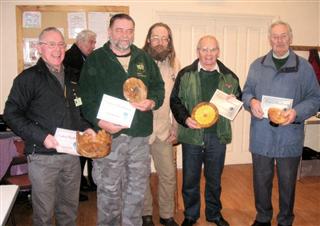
210, 89, 243, 120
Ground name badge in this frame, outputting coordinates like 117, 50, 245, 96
74, 97, 82, 107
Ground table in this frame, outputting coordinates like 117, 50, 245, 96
0, 132, 27, 181
0, 185, 19, 226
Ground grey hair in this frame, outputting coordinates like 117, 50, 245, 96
38, 27, 64, 42
76, 29, 96, 43
268, 20, 293, 39
196, 35, 220, 50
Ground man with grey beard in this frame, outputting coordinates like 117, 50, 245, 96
141, 23, 180, 226
79, 14, 164, 226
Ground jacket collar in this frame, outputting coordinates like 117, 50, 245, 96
261, 49, 299, 73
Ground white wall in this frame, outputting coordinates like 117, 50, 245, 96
1, 1, 319, 159
1, 0, 319, 111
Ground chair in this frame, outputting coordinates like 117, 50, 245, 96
1, 139, 31, 191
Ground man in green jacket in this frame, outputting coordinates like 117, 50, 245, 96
170, 35, 241, 226
79, 14, 164, 226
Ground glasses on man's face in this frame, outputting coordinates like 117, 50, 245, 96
150, 36, 170, 44
198, 47, 219, 54
39, 41, 66, 49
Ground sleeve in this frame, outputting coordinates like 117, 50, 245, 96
79, 56, 101, 129
3, 72, 48, 145
170, 71, 190, 128
293, 62, 320, 122
242, 64, 257, 111
147, 58, 165, 110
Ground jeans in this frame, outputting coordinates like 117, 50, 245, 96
252, 153, 300, 226
182, 133, 226, 221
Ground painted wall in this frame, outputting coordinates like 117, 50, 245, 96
1, 1, 319, 155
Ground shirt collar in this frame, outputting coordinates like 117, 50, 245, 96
197, 61, 220, 73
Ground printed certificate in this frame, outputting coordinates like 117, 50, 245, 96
97, 94, 136, 128
261, 95, 293, 118
54, 128, 79, 156
210, 89, 243, 120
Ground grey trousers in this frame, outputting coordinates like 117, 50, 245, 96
252, 153, 300, 226
28, 154, 81, 226
143, 138, 176, 218
93, 135, 150, 226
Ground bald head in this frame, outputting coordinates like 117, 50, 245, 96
197, 35, 220, 71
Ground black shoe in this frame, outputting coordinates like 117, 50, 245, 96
207, 216, 229, 226
160, 217, 178, 226
278, 224, 292, 226
181, 218, 196, 226
251, 220, 271, 226
79, 193, 88, 202
142, 215, 154, 226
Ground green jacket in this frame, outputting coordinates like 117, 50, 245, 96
79, 42, 164, 137
170, 59, 241, 145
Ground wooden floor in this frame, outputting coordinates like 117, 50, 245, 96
8, 164, 320, 226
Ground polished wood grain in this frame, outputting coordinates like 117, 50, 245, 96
9, 164, 320, 226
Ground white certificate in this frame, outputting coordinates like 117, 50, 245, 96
54, 128, 79, 156
210, 89, 243, 120
97, 94, 136, 128
261, 95, 293, 118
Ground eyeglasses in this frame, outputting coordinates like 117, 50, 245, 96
39, 41, 66, 49
198, 47, 219, 54
270, 34, 289, 41
150, 36, 170, 44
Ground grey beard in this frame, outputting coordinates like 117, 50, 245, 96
147, 47, 171, 62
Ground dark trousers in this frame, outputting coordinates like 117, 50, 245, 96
182, 133, 226, 221
252, 153, 300, 226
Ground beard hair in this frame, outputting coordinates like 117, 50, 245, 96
109, 37, 132, 51
147, 45, 171, 62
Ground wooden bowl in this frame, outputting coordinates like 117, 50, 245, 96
268, 107, 288, 125
191, 102, 219, 128
77, 130, 112, 159
123, 77, 147, 103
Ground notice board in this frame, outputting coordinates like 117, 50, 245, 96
16, 5, 129, 72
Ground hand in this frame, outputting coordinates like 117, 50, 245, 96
98, 119, 127, 134
250, 98, 264, 119
185, 117, 201, 129
43, 134, 59, 149
281, 108, 297, 125
131, 99, 155, 112
165, 126, 178, 144
83, 128, 96, 137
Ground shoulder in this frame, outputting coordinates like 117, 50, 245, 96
217, 60, 239, 81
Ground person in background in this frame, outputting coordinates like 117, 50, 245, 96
64, 29, 96, 79
3, 27, 95, 226
141, 22, 180, 226
79, 14, 164, 226
242, 20, 320, 226
170, 35, 241, 226
63, 29, 97, 201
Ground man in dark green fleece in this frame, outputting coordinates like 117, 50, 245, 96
79, 14, 164, 226
170, 35, 242, 226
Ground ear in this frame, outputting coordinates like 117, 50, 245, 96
36, 43, 42, 55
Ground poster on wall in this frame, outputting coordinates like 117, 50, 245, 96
23, 38, 39, 69
67, 12, 87, 39
23, 11, 41, 28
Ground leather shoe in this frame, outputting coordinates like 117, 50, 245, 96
79, 193, 88, 202
181, 218, 196, 226
251, 220, 271, 226
278, 224, 292, 226
160, 217, 178, 226
207, 216, 229, 226
142, 215, 154, 226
